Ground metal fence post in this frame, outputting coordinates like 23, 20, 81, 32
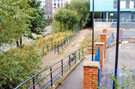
78, 49, 80, 60
69, 36, 70, 43
68, 37, 69, 44
62, 40, 64, 49
54, 42, 56, 53
47, 44, 49, 52
74, 52, 76, 64
57, 42, 59, 53
51, 42, 53, 51
69, 55, 71, 68
66, 38, 67, 46
82, 47, 84, 56
61, 40, 63, 50
50, 67, 53, 86
61, 60, 63, 76
64, 39, 66, 47
32, 77, 35, 89
42, 46, 44, 55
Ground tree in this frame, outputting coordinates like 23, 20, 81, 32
0, 0, 33, 47
0, 45, 41, 89
65, 0, 90, 29
0, 0, 46, 47
53, 9, 80, 32
29, 0, 46, 36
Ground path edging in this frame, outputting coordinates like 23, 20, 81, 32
48, 57, 85, 89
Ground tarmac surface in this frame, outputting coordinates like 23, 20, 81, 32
57, 55, 91, 89
57, 42, 135, 89
102, 42, 135, 89
103, 42, 135, 73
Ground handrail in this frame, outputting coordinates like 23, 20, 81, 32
15, 47, 84, 89
107, 33, 115, 48
94, 19, 135, 23
41, 31, 80, 54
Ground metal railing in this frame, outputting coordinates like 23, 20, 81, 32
100, 69, 135, 89
15, 47, 84, 89
94, 47, 101, 88
42, 32, 79, 54
94, 19, 135, 23
107, 33, 115, 48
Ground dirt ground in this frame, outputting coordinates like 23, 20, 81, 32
41, 28, 91, 68
40, 28, 116, 69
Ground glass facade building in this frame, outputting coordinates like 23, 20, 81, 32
90, 0, 135, 21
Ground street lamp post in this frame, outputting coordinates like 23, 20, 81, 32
113, 0, 120, 88
92, 0, 94, 61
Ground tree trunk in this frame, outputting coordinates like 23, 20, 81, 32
20, 37, 22, 46
16, 40, 20, 47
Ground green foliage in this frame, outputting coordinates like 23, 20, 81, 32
66, 0, 90, 29
0, 0, 46, 46
0, 0, 33, 46
53, 9, 80, 32
110, 66, 135, 89
0, 45, 41, 89
29, 0, 46, 35
0, 31, 72, 89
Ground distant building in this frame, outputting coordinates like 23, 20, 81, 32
90, 0, 135, 22
45, 0, 53, 19
38, 0, 46, 8
52, 0, 66, 14
38, 0, 69, 19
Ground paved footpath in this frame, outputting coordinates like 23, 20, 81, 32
57, 42, 135, 89
57, 55, 91, 89
103, 42, 135, 73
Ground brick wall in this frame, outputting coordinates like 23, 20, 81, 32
100, 33, 107, 58
83, 61, 99, 89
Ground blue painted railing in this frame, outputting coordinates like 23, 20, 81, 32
107, 33, 115, 48
94, 47, 100, 88
100, 69, 135, 89
94, 47, 100, 62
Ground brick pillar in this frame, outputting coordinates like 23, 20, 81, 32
100, 33, 107, 58
103, 29, 107, 33
83, 61, 99, 89
95, 42, 104, 70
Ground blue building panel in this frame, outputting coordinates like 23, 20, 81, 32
90, 0, 135, 12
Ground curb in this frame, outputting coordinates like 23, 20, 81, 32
48, 57, 85, 89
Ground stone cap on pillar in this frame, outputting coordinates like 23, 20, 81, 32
83, 61, 99, 68
103, 29, 107, 33
100, 33, 106, 35
95, 42, 104, 45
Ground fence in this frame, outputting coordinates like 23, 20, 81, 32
107, 33, 115, 48
94, 47, 101, 88
100, 69, 135, 89
15, 47, 84, 89
95, 19, 135, 23
42, 32, 79, 55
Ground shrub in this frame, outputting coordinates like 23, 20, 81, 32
53, 9, 80, 32
0, 45, 41, 89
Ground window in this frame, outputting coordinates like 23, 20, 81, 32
58, 3, 60, 8
61, 3, 63, 7
134, 2, 135, 8
120, 1, 126, 8
130, 1, 134, 8
54, 3, 56, 7
114, 0, 117, 8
